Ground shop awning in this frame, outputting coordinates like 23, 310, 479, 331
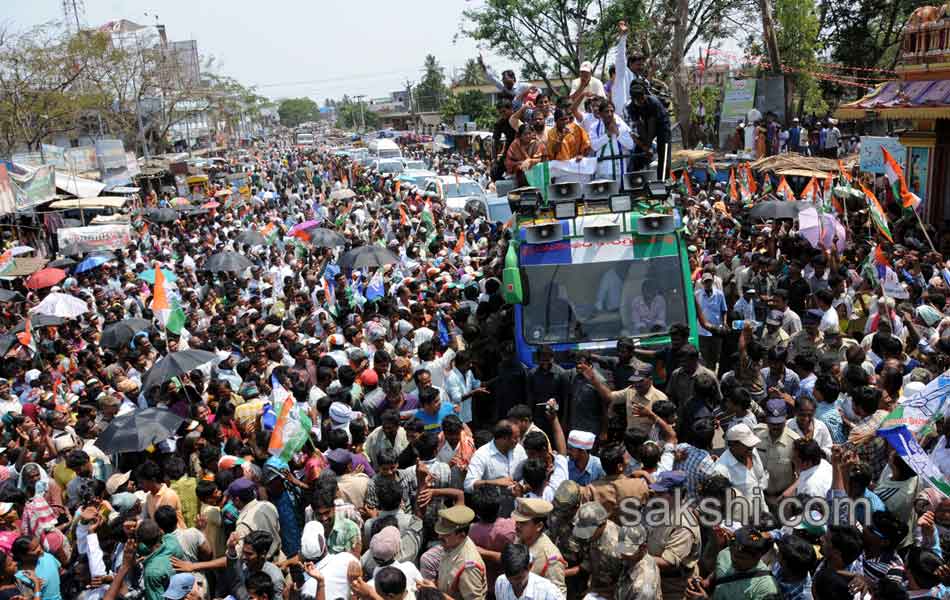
55, 171, 106, 198
49, 197, 127, 210
834, 79, 950, 120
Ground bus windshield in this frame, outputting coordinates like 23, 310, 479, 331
521, 256, 688, 344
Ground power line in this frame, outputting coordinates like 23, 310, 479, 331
255, 69, 427, 89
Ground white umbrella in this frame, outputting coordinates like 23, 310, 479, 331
798, 206, 846, 253
30, 292, 89, 319
9, 246, 35, 256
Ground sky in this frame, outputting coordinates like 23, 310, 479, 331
6, 0, 517, 104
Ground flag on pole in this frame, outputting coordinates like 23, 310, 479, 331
150, 265, 170, 313
165, 297, 186, 335
706, 156, 717, 179
16, 316, 36, 353
877, 369, 950, 497
744, 163, 757, 196
801, 177, 820, 203
837, 159, 852, 183
261, 222, 278, 245
398, 204, 409, 226
860, 183, 894, 242
823, 173, 833, 202
881, 147, 907, 198
0, 251, 13, 277
728, 168, 738, 201
776, 176, 795, 201
267, 374, 312, 462
365, 269, 385, 301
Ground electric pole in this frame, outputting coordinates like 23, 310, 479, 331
354, 95, 366, 132
405, 80, 416, 133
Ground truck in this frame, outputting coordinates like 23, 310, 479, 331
294, 130, 315, 148
501, 171, 699, 368
367, 138, 402, 160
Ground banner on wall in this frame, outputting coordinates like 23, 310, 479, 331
57, 224, 132, 255
859, 137, 906, 174
10, 165, 55, 211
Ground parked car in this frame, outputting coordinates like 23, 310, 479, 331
423, 175, 487, 213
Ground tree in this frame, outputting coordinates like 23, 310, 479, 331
0, 23, 110, 155
415, 55, 447, 112
334, 99, 380, 131
456, 59, 487, 86
773, 0, 821, 118
441, 90, 496, 129
461, 0, 739, 92
278, 97, 320, 127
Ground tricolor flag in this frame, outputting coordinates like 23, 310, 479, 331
261, 222, 278, 245
680, 170, 694, 196
365, 269, 385, 301
801, 177, 820, 203
881, 147, 907, 199
0, 251, 12, 277
16, 316, 36, 353
150, 265, 170, 313
776, 176, 795, 201
823, 173, 834, 203
706, 156, 718, 178
267, 375, 313, 462
877, 369, 950, 498
837, 160, 852, 183
860, 183, 894, 242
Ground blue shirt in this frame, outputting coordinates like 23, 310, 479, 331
16, 552, 62, 600
273, 490, 301, 558
568, 454, 605, 485
414, 402, 456, 433
816, 400, 845, 444
695, 288, 727, 336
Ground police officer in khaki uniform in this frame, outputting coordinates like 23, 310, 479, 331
643, 471, 700, 600
589, 363, 669, 433
573, 501, 623, 598
580, 445, 649, 521
511, 498, 566, 597
435, 505, 488, 600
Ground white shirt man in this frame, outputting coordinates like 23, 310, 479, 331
495, 572, 565, 600
797, 458, 833, 498
464, 437, 527, 493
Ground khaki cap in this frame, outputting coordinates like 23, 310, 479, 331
511, 498, 553, 522
434, 505, 475, 536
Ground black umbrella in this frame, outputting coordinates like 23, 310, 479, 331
100, 318, 153, 349
0, 334, 17, 356
0, 289, 24, 303
748, 200, 802, 220
204, 251, 253, 273
142, 349, 218, 391
94, 408, 185, 454
237, 230, 267, 246
145, 208, 179, 223
339, 246, 399, 271
48, 258, 76, 269
179, 207, 210, 217
309, 228, 346, 248
13, 314, 65, 332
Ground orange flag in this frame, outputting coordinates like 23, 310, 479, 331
399, 204, 409, 226
683, 170, 694, 196
454, 231, 466, 254
16, 316, 32, 349
728, 168, 739, 201
745, 163, 757, 195
151, 264, 170, 312
777, 176, 795, 201
824, 173, 833, 201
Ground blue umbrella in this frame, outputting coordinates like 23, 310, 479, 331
74, 255, 110, 273
137, 268, 178, 284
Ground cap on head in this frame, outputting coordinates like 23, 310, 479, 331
572, 502, 608, 540
434, 504, 476, 535
511, 497, 553, 522
725, 423, 760, 448
764, 398, 788, 424
567, 430, 595, 451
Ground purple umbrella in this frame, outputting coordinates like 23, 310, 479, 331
288, 220, 320, 235
798, 206, 846, 252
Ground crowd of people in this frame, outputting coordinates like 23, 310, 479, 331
0, 37, 948, 600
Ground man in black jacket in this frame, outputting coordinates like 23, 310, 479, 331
627, 82, 671, 181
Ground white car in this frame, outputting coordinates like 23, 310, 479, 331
424, 175, 487, 213
401, 169, 437, 189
